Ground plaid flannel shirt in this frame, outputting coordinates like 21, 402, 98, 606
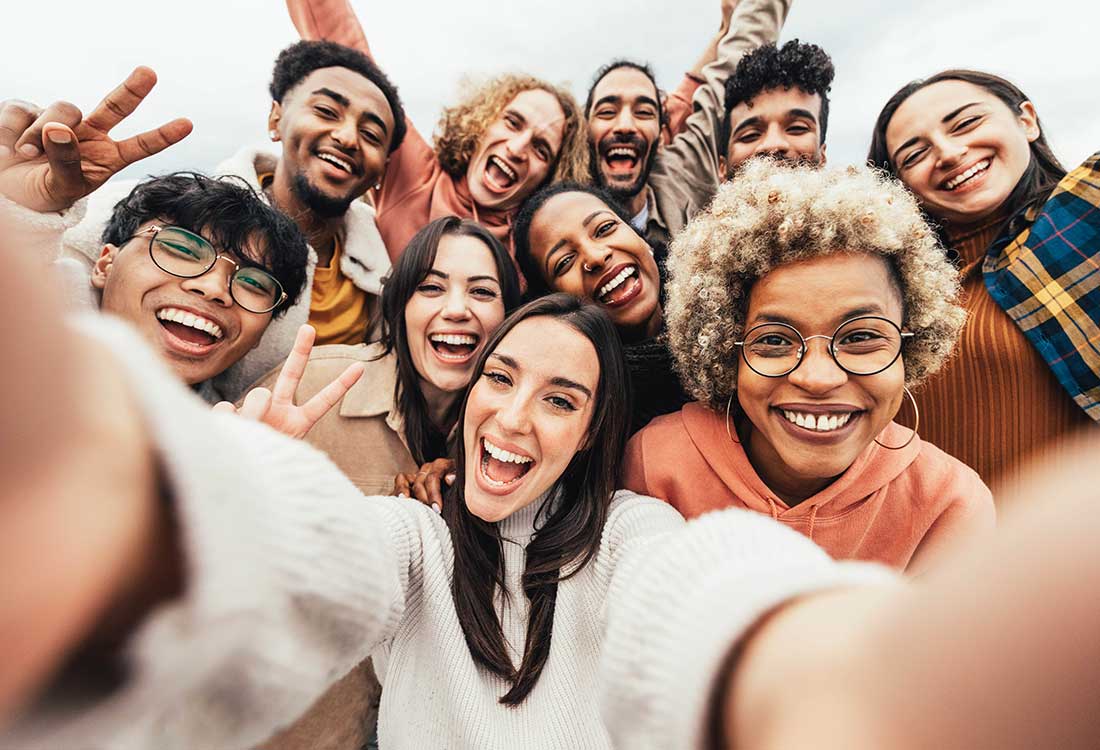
983, 151, 1100, 421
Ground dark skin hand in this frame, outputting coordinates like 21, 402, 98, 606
393, 458, 455, 512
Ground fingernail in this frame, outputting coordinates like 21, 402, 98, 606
19, 143, 40, 157
445, 474, 456, 484
397, 492, 407, 499
431, 503, 441, 514
46, 129, 72, 144
0, 145, 10, 158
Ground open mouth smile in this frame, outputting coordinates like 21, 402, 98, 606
156, 306, 225, 352
595, 263, 642, 306
479, 436, 535, 488
485, 155, 519, 191
601, 144, 641, 175
771, 405, 865, 442
315, 150, 359, 176
942, 158, 990, 191
779, 409, 855, 432
429, 332, 480, 362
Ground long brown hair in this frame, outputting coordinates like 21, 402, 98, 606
868, 69, 1066, 238
442, 294, 630, 704
378, 217, 522, 464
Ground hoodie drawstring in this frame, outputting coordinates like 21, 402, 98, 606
807, 504, 818, 541
765, 496, 779, 521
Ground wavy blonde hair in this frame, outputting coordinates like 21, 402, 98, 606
434, 74, 590, 188
664, 159, 966, 409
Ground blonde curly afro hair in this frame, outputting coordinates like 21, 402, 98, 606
664, 158, 965, 409
434, 74, 590, 187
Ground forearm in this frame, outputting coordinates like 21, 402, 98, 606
287, 0, 373, 56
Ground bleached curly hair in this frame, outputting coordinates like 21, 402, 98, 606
664, 158, 965, 409
434, 74, 590, 188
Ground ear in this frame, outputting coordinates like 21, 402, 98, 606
267, 102, 282, 141
1017, 100, 1041, 143
90, 245, 119, 290
819, 142, 828, 166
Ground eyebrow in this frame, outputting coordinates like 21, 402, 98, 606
750, 305, 889, 329
891, 102, 982, 161
593, 93, 660, 111
425, 269, 500, 285
312, 87, 390, 136
488, 353, 594, 398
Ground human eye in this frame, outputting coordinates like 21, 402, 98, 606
360, 128, 382, 145
636, 106, 657, 119
596, 106, 616, 119
787, 123, 811, 134
416, 282, 444, 295
900, 147, 928, 169
470, 286, 499, 300
553, 253, 576, 277
737, 130, 761, 143
594, 219, 618, 238
158, 238, 203, 260
235, 269, 276, 293
546, 394, 577, 412
483, 370, 512, 387
747, 331, 797, 356
533, 142, 550, 161
314, 105, 337, 119
952, 115, 982, 132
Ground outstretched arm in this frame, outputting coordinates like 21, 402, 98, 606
662, 0, 739, 141
287, 0, 374, 56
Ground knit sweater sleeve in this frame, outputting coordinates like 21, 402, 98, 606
599, 491, 896, 749
6, 315, 431, 750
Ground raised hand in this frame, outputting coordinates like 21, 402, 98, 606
393, 458, 456, 512
212, 325, 364, 439
0, 67, 192, 213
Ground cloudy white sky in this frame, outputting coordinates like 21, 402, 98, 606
3, 0, 1097, 179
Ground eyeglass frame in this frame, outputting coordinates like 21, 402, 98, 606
128, 224, 288, 314
734, 315, 915, 378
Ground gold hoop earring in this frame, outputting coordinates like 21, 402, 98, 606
725, 394, 741, 444
874, 386, 920, 450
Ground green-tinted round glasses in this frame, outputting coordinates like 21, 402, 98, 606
133, 225, 287, 314
735, 316, 914, 378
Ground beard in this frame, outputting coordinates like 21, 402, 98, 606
291, 173, 355, 219
590, 133, 659, 204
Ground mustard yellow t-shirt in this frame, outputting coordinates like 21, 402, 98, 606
308, 236, 372, 346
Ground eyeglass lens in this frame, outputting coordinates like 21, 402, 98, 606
149, 227, 283, 313
741, 317, 904, 377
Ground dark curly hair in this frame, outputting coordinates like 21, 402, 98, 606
513, 181, 637, 297
718, 40, 834, 159
583, 59, 666, 128
269, 40, 407, 153
101, 172, 309, 317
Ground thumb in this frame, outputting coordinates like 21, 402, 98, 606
40, 123, 85, 205
238, 388, 273, 422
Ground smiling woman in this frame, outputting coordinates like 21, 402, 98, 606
625, 158, 995, 574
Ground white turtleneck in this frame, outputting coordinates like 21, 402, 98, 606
3, 316, 894, 750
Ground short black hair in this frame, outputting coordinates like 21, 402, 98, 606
269, 40, 407, 153
584, 59, 666, 128
513, 181, 637, 297
100, 172, 309, 317
719, 40, 835, 158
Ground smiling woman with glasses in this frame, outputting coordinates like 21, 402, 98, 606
623, 159, 995, 575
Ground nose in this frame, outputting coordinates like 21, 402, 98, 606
933, 135, 967, 169
330, 115, 359, 150
786, 338, 848, 394
579, 243, 613, 275
440, 286, 472, 321
611, 108, 638, 135
495, 391, 533, 436
179, 256, 234, 308
755, 124, 791, 157
504, 130, 532, 162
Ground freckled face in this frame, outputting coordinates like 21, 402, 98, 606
885, 79, 1038, 227
736, 253, 906, 498
462, 317, 598, 522
526, 191, 661, 338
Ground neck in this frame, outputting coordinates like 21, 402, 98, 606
624, 188, 647, 218
419, 378, 460, 433
620, 305, 664, 345
743, 423, 834, 507
269, 162, 339, 266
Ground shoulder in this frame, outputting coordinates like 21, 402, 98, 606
248, 342, 393, 395
905, 438, 994, 509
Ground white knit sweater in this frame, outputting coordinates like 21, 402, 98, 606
3, 318, 894, 750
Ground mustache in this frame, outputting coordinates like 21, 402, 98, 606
597, 132, 649, 155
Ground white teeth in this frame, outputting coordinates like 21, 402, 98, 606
482, 437, 533, 465
607, 147, 637, 159
488, 155, 518, 181
317, 152, 354, 173
781, 410, 853, 433
598, 266, 637, 298
430, 333, 477, 346
156, 307, 223, 340
945, 159, 990, 190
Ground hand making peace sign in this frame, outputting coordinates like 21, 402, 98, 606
212, 325, 365, 439
0, 66, 193, 213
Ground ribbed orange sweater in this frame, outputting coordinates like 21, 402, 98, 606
622, 402, 995, 572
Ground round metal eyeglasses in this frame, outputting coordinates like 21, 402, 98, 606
132, 225, 287, 314
734, 316, 914, 378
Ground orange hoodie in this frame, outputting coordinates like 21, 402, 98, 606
622, 402, 995, 572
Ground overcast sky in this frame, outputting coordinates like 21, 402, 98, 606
3, 0, 1097, 180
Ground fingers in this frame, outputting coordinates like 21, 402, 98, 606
272, 325, 316, 404
115, 117, 192, 167
411, 472, 432, 506
424, 471, 443, 509
298, 361, 364, 429
0, 100, 41, 160
393, 473, 412, 498
13, 101, 83, 160
238, 388, 273, 422
211, 401, 238, 415
83, 66, 158, 134
40, 123, 84, 201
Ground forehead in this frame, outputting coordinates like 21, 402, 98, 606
502, 89, 566, 145
528, 192, 612, 255
885, 79, 999, 146
432, 233, 500, 280
592, 67, 658, 105
286, 67, 394, 126
495, 317, 599, 390
747, 253, 903, 324
729, 86, 822, 124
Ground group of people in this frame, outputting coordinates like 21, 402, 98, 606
1, 0, 1099, 748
